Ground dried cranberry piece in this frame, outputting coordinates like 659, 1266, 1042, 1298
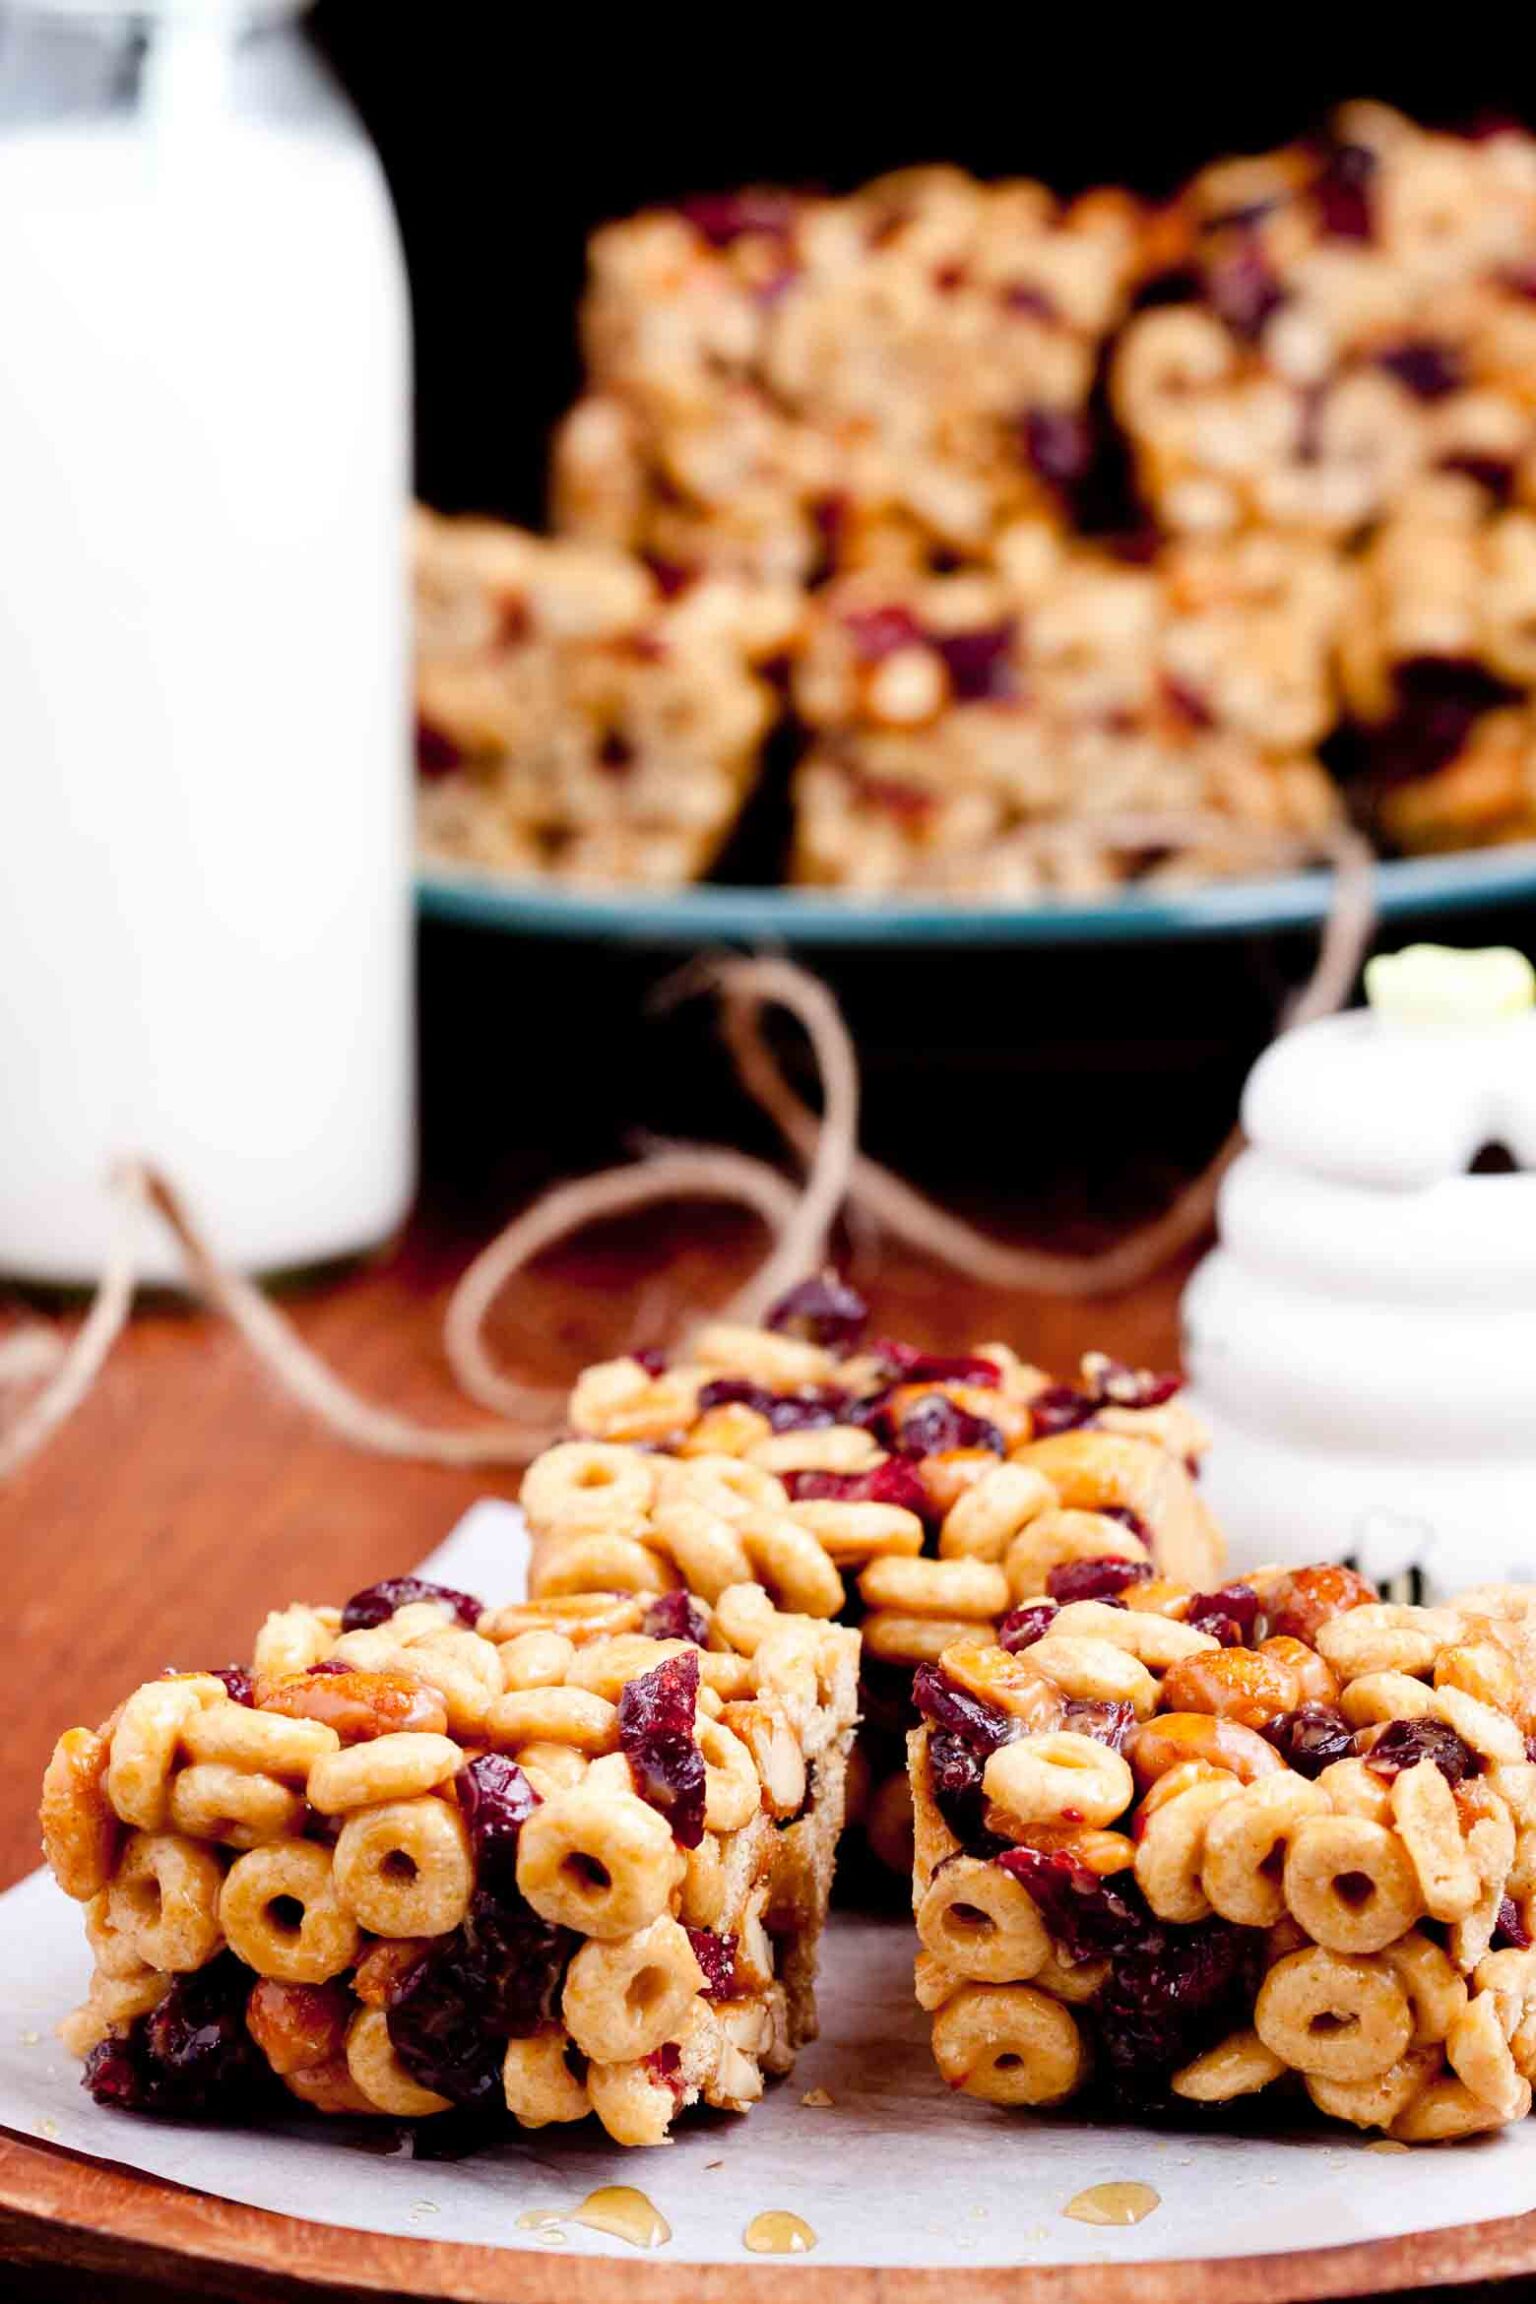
1206, 241, 1286, 340
1132, 265, 1203, 311
678, 189, 799, 247
1085, 1359, 1183, 1411
998, 1601, 1058, 1652
1496, 1896, 1533, 1951
416, 718, 461, 778
642, 2040, 686, 2097
929, 621, 1018, 704
912, 1664, 1016, 1755
1004, 283, 1059, 321
764, 1272, 870, 1353
642, 1592, 710, 1648
456, 1755, 540, 1900
686, 1928, 739, 1998
387, 1892, 575, 2106
695, 1377, 850, 1433
1021, 406, 1094, 490
341, 1577, 483, 1633
1027, 1383, 1099, 1437
1439, 454, 1515, 505
1046, 1556, 1153, 1605
927, 1731, 990, 1841
844, 603, 925, 661
863, 1340, 1002, 1387
1185, 1583, 1265, 1648
1315, 141, 1376, 240
783, 1459, 934, 1523
619, 1650, 706, 1848
1366, 655, 1523, 787
1264, 1703, 1354, 1778
212, 1667, 255, 1706
85, 1953, 267, 2116
996, 1847, 1147, 1963
1095, 1919, 1264, 2096
1365, 1717, 1479, 1784
1377, 340, 1464, 402
883, 1395, 1005, 1459
1164, 673, 1215, 731
1061, 1698, 1137, 1752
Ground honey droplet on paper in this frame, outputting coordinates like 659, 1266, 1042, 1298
572, 2186, 672, 2249
1365, 2139, 1410, 2154
1063, 2183, 1161, 2228
745, 2211, 817, 2254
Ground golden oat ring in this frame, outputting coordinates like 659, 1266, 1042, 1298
1255, 1947, 1413, 2081
345, 2007, 452, 2118
106, 1682, 208, 1832
530, 1531, 675, 1600
1023, 1634, 1158, 1716
497, 1630, 577, 1691
502, 2027, 591, 2127
84, 1890, 151, 1981
180, 1703, 340, 1780
586, 2050, 682, 2147
519, 1440, 657, 1539
1448, 1989, 1527, 2119
1048, 1600, 1218, 1670
916, 1855, 1050, 1984
561, 1914, 705, 2062
516, 1783, 682, 1939
690, 1321, 836, 1386
1283, 1815, 1424, 1954
307, 1733, 465, 1816
863, 1612, 994, 1667
105, 1831, 224, 1973
859, 1554, 1011, 1620
1133, 1775, 1242, 1923
1340, 1671, 1438, 1728
219, 1840, 361, 1983
486, 1687, 620, 1757
332, 1797, 474, 1938
1389, 1757, 1479, 1922
1171, 2028, 1287, 2103
253, 1605, 340, 1679
1382, 1931, 1470, 2046
1009, 1431, 1221, 1586
1391, 2070, 1530, 2142
648, 1494, 754, 1600
788, 1498, 926, 1567
41, 1727, 118, 1900
1305, 2047, 1438, 2129
938, 1463, 1057, 1564
983, 1732, 1134, 1832
656, 1454, 788, 1520
168, 1763, 305, 1849
1200, 1773, 1328, 1928
930, 1983, 1086, 2107
739, 1512, 845, 1617
750, 1426, 882, 1476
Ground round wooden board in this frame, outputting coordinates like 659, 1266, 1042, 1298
5, 2128, 1536, 2304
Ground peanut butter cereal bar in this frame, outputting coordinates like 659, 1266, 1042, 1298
519, 1276, 1222, 1875
41, 1567, 857, 2146
789, 534, 1342, 894
414, 508, 800, 887
910, 1559, 1536, 2141
553, 169, 1149, 585
1113, 105, 1536, 544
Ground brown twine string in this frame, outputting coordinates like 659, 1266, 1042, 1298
0, 831, 1376, 1480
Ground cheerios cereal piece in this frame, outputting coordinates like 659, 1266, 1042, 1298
105, 1832, 224, 1972
984, 1733, 1134, 1832
1255, 1948, 1412, 2081
516, 1783, 684, 1939
1282, 1816, 1423, 1954
503, 2027, 592, 2127
1171, 2029, 1287, 2103
332, 1797, 473, 1938
916, 1856, 1050, 1984
220, 1841, 360, 1984
562, 1915, 704, 2061
931, 1984, 1085, 2106
346, 2007, 451, 2118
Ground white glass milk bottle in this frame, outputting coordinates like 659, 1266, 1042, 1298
0, 0, 413, 1282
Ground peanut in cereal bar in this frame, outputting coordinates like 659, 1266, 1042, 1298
519, 1275, 1223, 1874
413, 507, 801, 888
787, 534, 1342, 895
910, 1560, 1536, 2142
41, 1567, 858, 2146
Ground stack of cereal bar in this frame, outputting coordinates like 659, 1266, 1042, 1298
42, 1565, 857, 2145
910, 1557, 1536, 2141
519, 1276, 1221, 1874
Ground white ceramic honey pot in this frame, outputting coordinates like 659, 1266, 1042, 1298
1183, 945, 1536, 1598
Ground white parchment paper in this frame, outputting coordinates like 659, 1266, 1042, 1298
2, 1498, 1534, 2270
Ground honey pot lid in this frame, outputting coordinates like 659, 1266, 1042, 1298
1241, 945, 1536, 1189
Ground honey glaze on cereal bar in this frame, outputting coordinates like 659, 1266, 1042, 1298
909, 1560, 1536, 2141
518, 1276, 1222, 1874
40, 1571, 858, 2148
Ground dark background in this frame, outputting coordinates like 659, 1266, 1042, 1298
308, 12, 1524, 526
